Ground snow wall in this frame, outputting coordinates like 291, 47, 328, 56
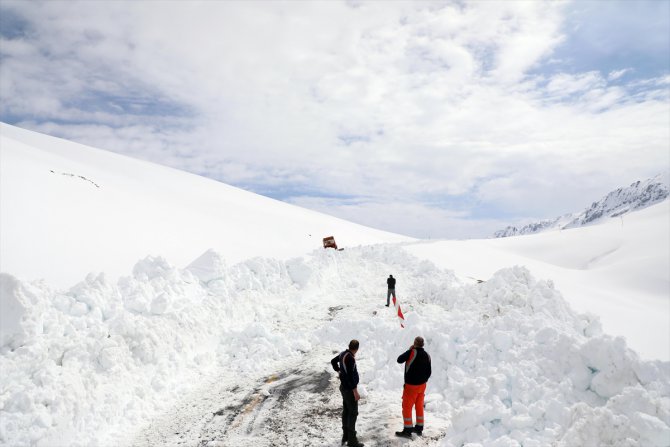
1, 246, 669, 447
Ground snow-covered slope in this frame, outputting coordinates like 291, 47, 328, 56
0, 123, 411, 288
407, 200, 670, 361
494, 177, 669, 237
1, 124, 668, 447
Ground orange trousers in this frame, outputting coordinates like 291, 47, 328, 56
402, 383, 426, 428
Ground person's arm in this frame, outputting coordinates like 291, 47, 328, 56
426, 354, 432, 380
331, 355, 340, 372
397, 349, 411, 364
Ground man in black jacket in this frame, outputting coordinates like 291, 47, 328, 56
386, 275, 396, 307
331, 339, 364, 447
395, 336, 431, 438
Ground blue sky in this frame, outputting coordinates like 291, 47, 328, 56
1, 0, 668, 238
549, 1, 669, 78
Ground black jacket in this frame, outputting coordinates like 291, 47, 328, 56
331, 350, 359, 390
397, 347, 431, 385
387, 277, 396, 289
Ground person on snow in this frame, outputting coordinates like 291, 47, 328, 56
386, 275, 396, 307
331, 339, 364, 447
395, 336, 432, 438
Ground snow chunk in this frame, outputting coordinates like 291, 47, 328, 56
186, 249, 228, 283
581, 336, 638, 398
0, 274, 27, 348
286, 257, 313, 288
632, 412, 670, 446
493, 330, 513, 351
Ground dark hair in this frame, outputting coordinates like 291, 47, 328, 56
414, 336, 424, 348
349, 339, 360, 350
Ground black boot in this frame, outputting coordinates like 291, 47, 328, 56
341, 428, 348, 445
395, 427, 413, 438
413, 425, 423, 436
347, 429, 364, 447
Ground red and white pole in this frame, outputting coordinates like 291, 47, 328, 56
392, 296, 405, 328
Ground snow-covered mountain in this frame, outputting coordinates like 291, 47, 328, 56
0, 123, 411, 288
1, 124, 668, 447
494, 177, 669, 237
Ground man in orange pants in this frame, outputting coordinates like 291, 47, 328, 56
395, 336, 432, 438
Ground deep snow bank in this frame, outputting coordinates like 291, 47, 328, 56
311, 252, 670, 447
0, 247, 668, 447
0, 253, 307, 447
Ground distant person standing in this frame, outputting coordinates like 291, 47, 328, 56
395, 336, 431, 438
386, 275, 396, 307
331, 339, 364, 447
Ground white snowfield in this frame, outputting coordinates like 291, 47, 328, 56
406, 200, 670, 362
0, 123, 410, 289
1, 124, 669, 447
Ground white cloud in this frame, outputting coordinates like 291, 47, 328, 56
608, 68, 632, 81
1, 0, 668, 238
545, 71, 605, 95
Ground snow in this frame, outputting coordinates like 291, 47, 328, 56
0, 123, 410, 289
1, 123, 669, 446
405, 200, 670, 361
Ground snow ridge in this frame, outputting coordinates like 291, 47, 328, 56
1, 246, 668, 447
494, 176, 669, 238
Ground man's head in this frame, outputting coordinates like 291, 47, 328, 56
349, 339, 360, 353
389, 274, 393, 278
413, 336, 424, 348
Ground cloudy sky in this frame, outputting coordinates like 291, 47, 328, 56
1, 0, 668, 238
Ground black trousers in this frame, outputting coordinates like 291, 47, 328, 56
387, 288, 396, 305
340, 384, 358, 433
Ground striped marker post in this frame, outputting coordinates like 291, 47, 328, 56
392, 296, 405, 328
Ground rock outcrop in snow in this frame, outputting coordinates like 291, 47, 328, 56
494, 176, 669, 238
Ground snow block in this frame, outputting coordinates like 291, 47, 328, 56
285, 257, 312, 288
133, 255, 174, 281
0, 273, 28, 348
186, 249, 228, 283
